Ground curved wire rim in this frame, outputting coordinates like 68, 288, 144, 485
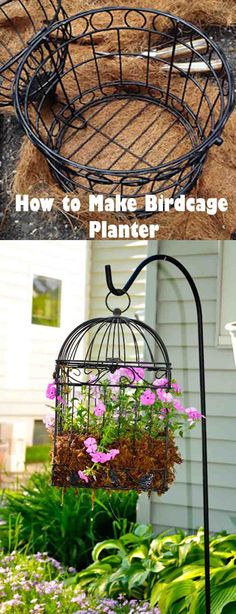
13, 5, 235, 174
0, 0, 64, 81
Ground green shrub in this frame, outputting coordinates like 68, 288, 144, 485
0, 470, 137, 570
76, 527, 236, 613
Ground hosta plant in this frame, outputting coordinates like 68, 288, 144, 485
75, 527, 236, 614
45, 373, 202, 493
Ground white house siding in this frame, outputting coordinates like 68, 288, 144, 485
0, 241, 89, 462
89, 240, 149, 359
138, 240, 236, 534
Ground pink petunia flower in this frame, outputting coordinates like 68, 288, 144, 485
108, 449, 120, 459
140, 389, 156, 406
94, 402, 106, 417
172, 382, 182, 393
46, 382, 56, 400
157, 389, 173, 404
153, 377, 168, 387
108, 369, 123, 385
173, 399, 185, 412
43, 414, 55, 430
84, 437, 97, 448
86, 444, 98, 454
57, 395, 66, 405
78, 470, 89, 483
185, 408, 202, 421
120, 367, 145, 382
90, 452, 110, 464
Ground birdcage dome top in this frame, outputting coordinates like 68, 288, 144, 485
56, 313, 171, 378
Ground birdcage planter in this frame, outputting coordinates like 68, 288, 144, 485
45, 293, 204, 495
0, 0, 69, 106
14, 6, 234, 214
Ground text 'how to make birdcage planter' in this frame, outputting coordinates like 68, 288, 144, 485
0, 0, 68, 107
14, 6, 234, 216
45, 295, 202, 494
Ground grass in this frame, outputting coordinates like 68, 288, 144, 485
25, 444, 51, 464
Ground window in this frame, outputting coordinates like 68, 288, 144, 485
218, 243, 236, 346
32, 275, 61, 327
33, 420, 50, 445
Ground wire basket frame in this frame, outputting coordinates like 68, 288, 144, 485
52, 310, 181, 494
0, 0, 68, 106
14, 6, 234, 214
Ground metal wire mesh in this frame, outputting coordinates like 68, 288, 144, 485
52, 311, 175, 493
14, 7, 234, 213
0, 0, 67, 106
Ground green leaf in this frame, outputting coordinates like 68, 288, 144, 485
191, 584, 236, 614
158, 579, 196, 614
128, 569, 149, 590
92, 539, 125, 561
134, 524, 153, 538
128, 545, 149, 561
150, 581, 167, 607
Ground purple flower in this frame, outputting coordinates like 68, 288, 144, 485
108, 369, 122, 385
120, 367, 145, 382
78, 470, 89, 483
94, 402, 106, 417
108, 449, 119, 460
140, 389, 156, 406
172, 381, 182, 393
46, 382, 56, 400
185, 407, 202, 421
84, 437, 97, 448
153, 377, 168, 387
86, 444, 98, 454
173, 399, 185, 412
90, 451, 111, 464
157, 389, 173, 403
43, 414, 54, 430
56, 395, 66, 405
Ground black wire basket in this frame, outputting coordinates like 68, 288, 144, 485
14, 6, 234, 214
51, 297, 184, 494
0, 0, 68, 106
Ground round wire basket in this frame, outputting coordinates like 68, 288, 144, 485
0, 0, 67, 106
14, 6, 235, 213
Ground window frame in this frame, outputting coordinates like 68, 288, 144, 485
31, 273, 62, 328
216, 241, 236, 348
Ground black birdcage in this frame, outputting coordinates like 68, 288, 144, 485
52, 295, 184, 494
14, 6, 234, 215
0, 0, 68, 106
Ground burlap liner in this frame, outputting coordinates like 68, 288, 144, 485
1, 0, 236, 237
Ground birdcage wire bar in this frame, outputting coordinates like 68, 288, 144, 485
0, 0, 68, 106
14, 6, 234, 214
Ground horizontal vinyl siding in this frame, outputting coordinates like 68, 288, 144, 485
149, 240, 236, 534
89, 240, 149, 359
0, 241, 88, 423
